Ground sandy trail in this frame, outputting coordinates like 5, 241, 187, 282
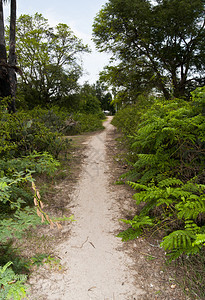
28, 117, 144, 300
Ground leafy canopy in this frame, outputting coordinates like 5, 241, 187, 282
93, 0, 205, 100
10, 13, 90, 108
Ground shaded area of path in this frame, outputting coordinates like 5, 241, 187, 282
28, 117, 144, 299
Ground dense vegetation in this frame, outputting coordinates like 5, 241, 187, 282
0, 0, 204, 298
0, 105, 106, 299
112, 86, 205, 297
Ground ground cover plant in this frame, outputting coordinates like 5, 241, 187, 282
0, 97, 105, 299
113, 86, 205, 298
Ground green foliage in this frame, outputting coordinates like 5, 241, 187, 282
111, 104, 142, 136
0, 109, 72, 159
0, 151, 60, 243
72, 113, 104, 133
78, 83, 102, 114
117, 228, 141, 242
0, 262, 27, 300
115, 87, 205, 262
93, 0, 204, 99
118, 215, 153, 241
9, 13, 90, 108
95, 81, 115, 114
128, 91, 204, 184
0, 143, 63, 298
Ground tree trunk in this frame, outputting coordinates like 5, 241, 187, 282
0, 0, 11, 101
8, 0, 17, 113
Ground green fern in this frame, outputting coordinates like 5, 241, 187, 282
117, 228, 141, 242
176, 195, 205, 220
118, 215, 153, 242
160, 228, 201, 260
161, 230, 193, 250
120, 215, 153, 229
193, 234, 205, 246
158, 178, 183, 187
113, 87, 205, 261
126, 181, 148, 191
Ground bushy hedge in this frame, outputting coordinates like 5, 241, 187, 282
111, 104, 142, 136
0, 109, 72, 159
72, 112, 105, 134
113, 87, 205, 262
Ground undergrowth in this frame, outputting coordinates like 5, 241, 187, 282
112, 86, 205, 298
0, 104, 102, 299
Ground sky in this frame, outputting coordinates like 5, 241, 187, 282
3, 0, 111, 84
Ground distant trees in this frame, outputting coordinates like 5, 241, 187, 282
95, 81, 114, 114
12, 13, 90, 108
93, 0, 205, 101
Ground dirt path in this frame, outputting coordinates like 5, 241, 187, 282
28, 117, 186, 300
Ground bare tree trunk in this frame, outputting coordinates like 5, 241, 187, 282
0, 0, 11, 101
8, 0, 16, 113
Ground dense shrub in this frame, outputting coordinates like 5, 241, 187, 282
0, 105, 73, 299
29, 107, 105, 135
0, 151, 60, 299
71, 112, 105, 134
111, 95, 154, 136
0, 109, 71, 159
111, 104, 142, 136
114, 87, 205, 261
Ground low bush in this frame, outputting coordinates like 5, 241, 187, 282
0, 109, 71, 159
71, 112, 105, 134
111, 104, 142, 136
0, 150, 65, 299
115, 87, 205, 262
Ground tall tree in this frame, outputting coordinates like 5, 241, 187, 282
8, 0, 17, 112
0, 0, 17, 112
93, 0, 205, 100
13, 13, 90, 108
0, 0, 11, 104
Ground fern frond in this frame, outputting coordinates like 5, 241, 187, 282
185, 220, 200, 233
133, 187, 164, 204
120, 215, 153, 229
117, 228, 141, 242
140, 199, 158, 216
192, 234, 205, 246
158, 178, 183, 188
176, 195, 205, 219
139, 168, 159, 184
133, 190, 151, 204
126, 181, 148, 191
160, 230, 194, 251
134, 154, 158, 167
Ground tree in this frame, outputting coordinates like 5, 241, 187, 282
13, 13, 90, 108
0, 0, 17, 112
78, 82, 102, 114
93, 0, 205, 100
8, 0, 17, 112
95, 80, 114, 113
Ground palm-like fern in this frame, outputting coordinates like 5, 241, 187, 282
114, 87, 205, 260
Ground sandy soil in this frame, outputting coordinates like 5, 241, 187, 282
27, 117, 187, 300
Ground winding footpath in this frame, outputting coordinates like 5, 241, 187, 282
29, 117, 144, 299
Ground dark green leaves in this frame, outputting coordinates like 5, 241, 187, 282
93, 0, 205, 100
